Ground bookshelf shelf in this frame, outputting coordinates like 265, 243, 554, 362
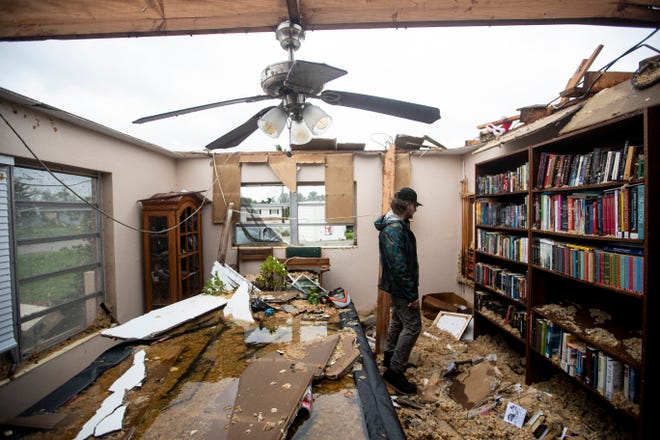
530, 228, 644, 245
473, 149, 530, 350
529, 349, 640, 422
474, 309, 526, 343
530, 264, 643, 299
472, 105, 657, 439
475, 225, 527, 233
475, 282, 527, 307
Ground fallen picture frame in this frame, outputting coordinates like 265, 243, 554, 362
432, 311, 473, 340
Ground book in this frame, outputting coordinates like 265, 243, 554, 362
630, 184, 639, 239
603, 150, 613, 182
536, 152, 549, 189
623, 143, 635, 180
590, 147, 603, 183
605, 357, 624, 401
545, 321, 562, 358
596, 351, 607, 395
623, 363, 631, 401
616, 147, 626, 181
628, 365, 639, 403
637, 184, 645, 239
583, 345, 597, 387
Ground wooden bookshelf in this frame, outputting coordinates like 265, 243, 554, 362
473, 106, 658, 439
473, 148, 529, 349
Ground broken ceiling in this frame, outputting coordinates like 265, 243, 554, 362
0, 1, 658, 41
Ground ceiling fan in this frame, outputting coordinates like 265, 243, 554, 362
133, 21, 441, 149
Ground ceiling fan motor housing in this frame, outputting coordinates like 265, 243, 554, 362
261, 61, 295, 97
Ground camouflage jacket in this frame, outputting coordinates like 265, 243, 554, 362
374, 211, 419, 302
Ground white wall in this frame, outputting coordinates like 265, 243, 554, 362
0, 95, 475, 323
0, 99, 179, 323
185, 151, 466, 317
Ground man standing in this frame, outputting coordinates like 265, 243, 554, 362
374, 187, 422, 395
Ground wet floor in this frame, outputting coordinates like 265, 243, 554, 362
133, 303, 367, 439
134, 307, 368, 439
10, 297, 370, 440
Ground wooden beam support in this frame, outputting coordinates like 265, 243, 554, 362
375, 141, 396, 356
217, 202, 234, 264
558, 44, 603, 105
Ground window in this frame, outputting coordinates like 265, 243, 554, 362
235, 183, 355, 247
12, 166, 103, 357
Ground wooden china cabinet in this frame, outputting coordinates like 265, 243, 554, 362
140, 192, 204, 311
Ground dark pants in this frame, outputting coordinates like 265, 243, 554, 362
385, 295, 421, 374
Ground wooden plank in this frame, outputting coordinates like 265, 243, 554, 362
268, 154, 297, 193
1, 1, 657, 40
560, 71, 634, 98
217, 202, 234, 264
326, 153, 355, 224
212, 153, 240, 224
375, 141, 396, 356
278, 257, 330, 272
476, 114, 520, 130
558, 45, 603, 105
224, 335, 339, 440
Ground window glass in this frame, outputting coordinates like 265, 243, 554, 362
235, 183, 354, 247
13, 166, 102, 357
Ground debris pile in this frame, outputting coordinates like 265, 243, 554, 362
369, 313, 636, 440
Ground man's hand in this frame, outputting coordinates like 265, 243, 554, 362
408, 298, 420, 308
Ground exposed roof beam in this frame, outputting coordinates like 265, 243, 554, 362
0, 0, 658, 41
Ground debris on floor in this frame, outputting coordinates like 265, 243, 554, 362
369, 313, 637, 440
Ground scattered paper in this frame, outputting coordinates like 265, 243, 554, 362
503, 401, 527, 428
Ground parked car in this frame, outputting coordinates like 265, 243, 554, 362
234, 224, 287, 245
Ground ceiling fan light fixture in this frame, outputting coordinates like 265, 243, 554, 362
290, 119, 313, 145
302, 104, 332, 135
257, 106, 287, 138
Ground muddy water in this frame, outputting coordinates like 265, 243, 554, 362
133, 309, 368, 439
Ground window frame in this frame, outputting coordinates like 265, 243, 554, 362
11, 164, 104, 358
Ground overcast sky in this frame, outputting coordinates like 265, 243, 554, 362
0, 24, 658, 153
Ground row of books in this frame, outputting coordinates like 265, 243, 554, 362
476, 291, 527, 338
475, 197, 528, 229
477, 230, 528, 263
476, 162, 529, 195
535, 143, 644, 189
533, 184, 644, 239
532, 317, 639, 405
532, 238, 644, 293
474, 262, 527, 301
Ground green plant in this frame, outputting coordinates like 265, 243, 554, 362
255, 255, 288, 291
202, 272, 226, 296
307, 287, 321, 305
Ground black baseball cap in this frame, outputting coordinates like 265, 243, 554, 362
396, 187, 422, 206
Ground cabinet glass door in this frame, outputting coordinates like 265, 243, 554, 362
148, 215, 170, 307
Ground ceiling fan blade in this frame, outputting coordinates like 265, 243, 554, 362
205, 106, 276, 150
284, 61, 347, 95
133, 95, 273, 124
318, 90, 441, 123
